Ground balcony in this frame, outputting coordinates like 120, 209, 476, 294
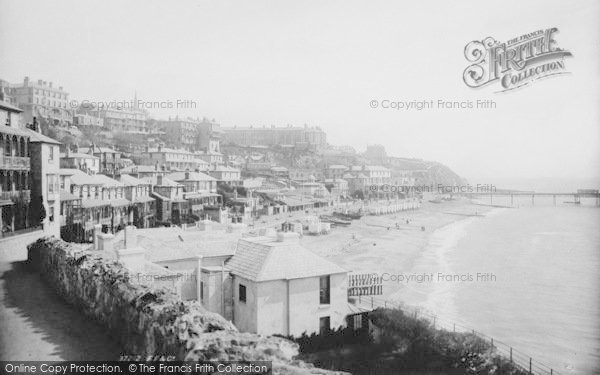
0, 155, 31, 170
0, 190, 30, 201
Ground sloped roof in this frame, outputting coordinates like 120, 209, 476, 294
90, 174, 124, 187
226, 236, 346, 282
122, 227, 240, 261
64, 169, 101, 185
120, 174, 150, 186
81, 199, 111, 208
0, 100, 22, 113
0, 125, 31, 138
167, 171, 216, 182
27, 129, 61, 144
59, 190, 80, 201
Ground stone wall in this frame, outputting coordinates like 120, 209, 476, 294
27, 237, 344, 374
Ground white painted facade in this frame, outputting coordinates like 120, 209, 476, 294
232, 272, 347, 336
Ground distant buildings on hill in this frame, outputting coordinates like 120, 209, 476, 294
222, 124, 327, 152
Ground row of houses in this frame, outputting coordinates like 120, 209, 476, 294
241, 163, 395, 197
58, 166, 232, 242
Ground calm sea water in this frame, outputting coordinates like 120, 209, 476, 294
393, 198, 600, 374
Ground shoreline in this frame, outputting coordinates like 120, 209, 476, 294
300, 198, 496, 306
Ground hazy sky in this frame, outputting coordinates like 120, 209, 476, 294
1, 0, 599, 189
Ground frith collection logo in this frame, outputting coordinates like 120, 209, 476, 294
463, 28, 572, 92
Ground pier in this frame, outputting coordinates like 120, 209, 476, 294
462, 189, 600, 206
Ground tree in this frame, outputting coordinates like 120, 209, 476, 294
28, 196, 47, 227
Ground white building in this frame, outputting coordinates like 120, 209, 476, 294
28, 130, 62, 237
60, 149, 100, 175
209, 165, 242, 187
139, 146, 209, 171
226, 232, 348, 336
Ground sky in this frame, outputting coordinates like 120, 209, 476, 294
1, 0, 599, 190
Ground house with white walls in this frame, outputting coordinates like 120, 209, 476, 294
226, 232, 348, 336
100, 224, 353, 338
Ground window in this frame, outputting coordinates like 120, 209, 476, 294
49, 206, 54, 222
47, 174, 58, 195
49, 146, 55, 161
200, 281, 204, 301
238, 284, 246, 303
319, 275, 330, 304
353, 314, 363, 330
319, 316, 330, 335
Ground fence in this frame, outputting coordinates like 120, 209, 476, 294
353, 295, 562, 375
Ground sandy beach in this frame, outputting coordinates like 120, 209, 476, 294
298, 199, 493, 304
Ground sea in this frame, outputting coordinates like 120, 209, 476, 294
393, 196, 600, 374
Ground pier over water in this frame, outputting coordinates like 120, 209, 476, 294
462, 189, 600, 206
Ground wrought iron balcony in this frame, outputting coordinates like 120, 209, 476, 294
0, 189, 30, 201
0, 155, 31, 170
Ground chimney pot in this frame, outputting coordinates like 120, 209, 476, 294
124, 226, 137, 249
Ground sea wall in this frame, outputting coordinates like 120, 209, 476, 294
27, 237, 344, 374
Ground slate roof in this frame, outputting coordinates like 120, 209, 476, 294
167, 171, 216, 182
91, 174, 124, 187
226, 236, 347, 282
120, 174, 150, 186
120, 227, 240, 262
0, 100, 23, 113
26, 129, 61, 144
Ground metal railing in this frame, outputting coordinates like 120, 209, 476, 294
0, 189, 30, 201
354, 295, 562, 375
0, 155, 31, 170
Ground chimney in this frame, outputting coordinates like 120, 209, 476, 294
37, 79, 43, 85
59, 86, 63, 91
24, 76, 29, 85
49, 82, 53, 88
74, 144, 79, 153
66, 144, 71, 158
115, 243, 145, 275
92, 224, 103, 250
185, 168, 190, 180
124, 226, 137, 249
157, 174, 163, 186
97, 232, 114, 252
158, 144, 162, 152
33, 117, 40, 133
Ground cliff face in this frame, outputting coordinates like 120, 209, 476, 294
27, 237, 345, 374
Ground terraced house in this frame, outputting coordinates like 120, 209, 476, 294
118, 174, 155, 228
1, 103, 31, 235
1, 101, 60, 238
59, 169, 132, 241
79, 144, 121, 175
166, 170, 222, 220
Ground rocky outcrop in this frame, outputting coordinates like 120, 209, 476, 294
27, 237, 345, 374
